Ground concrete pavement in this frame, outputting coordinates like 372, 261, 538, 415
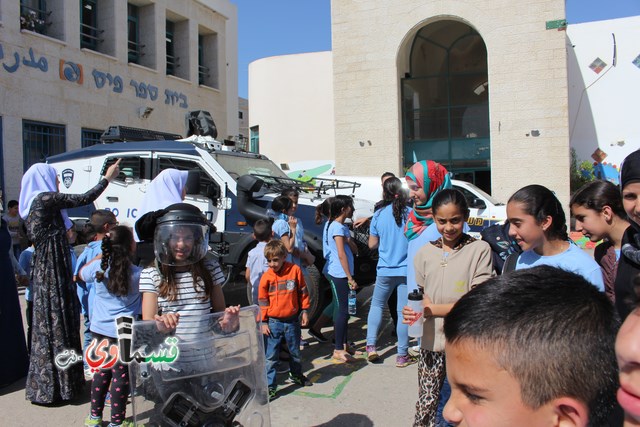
1, 285, 418, 426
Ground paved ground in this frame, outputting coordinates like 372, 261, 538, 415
0, 285, 418, 426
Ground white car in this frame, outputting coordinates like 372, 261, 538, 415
321, 175, 506, 237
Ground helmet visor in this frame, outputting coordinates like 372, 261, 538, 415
154, 223, 209, 266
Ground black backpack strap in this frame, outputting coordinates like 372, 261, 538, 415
502, 252, 519, 274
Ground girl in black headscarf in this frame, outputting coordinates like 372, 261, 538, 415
616, 149, 640, 321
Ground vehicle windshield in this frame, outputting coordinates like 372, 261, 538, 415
212, 153, 289, 180
463, 181, 503, 205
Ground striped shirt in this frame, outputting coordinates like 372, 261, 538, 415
139, 259, 224, 341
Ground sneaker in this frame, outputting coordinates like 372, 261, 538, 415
104, 391, 111, 407
409, 345, 421, 357
396, 354, 418, 368
276, 363, 289, 374
299, 338, 309, 351
366, 345, 379, 362
308, 328, 328, 343
108, 421, 136, 427
84, 367, 93, 381
289, 373, 312, 386
268, 387, 277, 401
84, 415, 102, 427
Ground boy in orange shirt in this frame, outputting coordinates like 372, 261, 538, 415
258, 240, 312, 399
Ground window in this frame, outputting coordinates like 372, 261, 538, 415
249, 126, 259, 154
20, 0, 48, 34
166, 20, 176, 75
128, 4, 141, 64
198, 35, 208, 85
157, 157, 220, 200
102, 157, 147, 182
80, 0, 101, 50
81, 128, 102, 148
238, 111, 244, 120
23, 120, 66, 171
197, 29, 218, 88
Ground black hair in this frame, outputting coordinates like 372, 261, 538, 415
315, 197, 333, 225
380, 172, 395, 181
379, 176, 409, 226
570, 180, 627, 219
7, 200, 18, 209
271, 195, 293, 214
328, 195, 354, 224
508, 184, 568, 241
444, 266, 619, 426
253, 219, 272, 242
96, 226, 134, 297
431, 189, 470, 218
281, 187, 300, 199
84, 209, 117, 242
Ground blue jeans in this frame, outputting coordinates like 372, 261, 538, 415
436, 376, 453, 427
265, 318, 302, 388
366, 276, 409, 355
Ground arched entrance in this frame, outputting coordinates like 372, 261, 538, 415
402, 20, 491, 192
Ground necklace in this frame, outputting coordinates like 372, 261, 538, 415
440, 250, 450, 267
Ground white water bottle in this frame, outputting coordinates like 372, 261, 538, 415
407, 289, 424, 337
348, 288, 357, 315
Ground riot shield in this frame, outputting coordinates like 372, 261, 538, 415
128, 306, 270, 427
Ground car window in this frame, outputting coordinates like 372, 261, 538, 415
156, 157, 220, 198
102, 157, 146, 182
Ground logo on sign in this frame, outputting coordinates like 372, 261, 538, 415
61, 169, 74, 188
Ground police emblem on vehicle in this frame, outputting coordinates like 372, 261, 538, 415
62, 169, 74, 188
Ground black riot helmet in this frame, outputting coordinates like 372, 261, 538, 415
154, 203, 210, 266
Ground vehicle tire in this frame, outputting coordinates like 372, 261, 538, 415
304, 264, 326, 322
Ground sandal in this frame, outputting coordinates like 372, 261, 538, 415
346, 345, 364, 357
332, 351, 356, 363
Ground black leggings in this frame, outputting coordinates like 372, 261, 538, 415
89, 333, 130, 424
329, 275, 350, 351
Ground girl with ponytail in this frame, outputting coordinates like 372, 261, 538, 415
79, 225, 142, 427
506, 184, 605, 289
365, 177, 415, 367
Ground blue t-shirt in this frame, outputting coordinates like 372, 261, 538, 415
272, 215, 295, 264
246, 241, 269, 304
515, 242, 605, 291
81, 260, 142, 338
370, 204, 409, 276
74, 241, 102, 317
326, 221, 354, 278
18, 247, 34, 302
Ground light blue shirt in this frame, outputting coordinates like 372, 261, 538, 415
515, 242, 605, 291
81, 260, 142, 338
272, 216, 295, 264
18, 247, 34, 302
326, 221, 353, 278
246, 241, 268, 304
74, 241, 102, 317
370, 205, 409, 276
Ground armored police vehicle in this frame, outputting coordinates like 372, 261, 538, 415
47, 125, 377, 320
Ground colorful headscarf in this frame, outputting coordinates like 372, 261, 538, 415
404, 160, 451, 241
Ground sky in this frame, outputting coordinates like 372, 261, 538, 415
231, 0, 640, 99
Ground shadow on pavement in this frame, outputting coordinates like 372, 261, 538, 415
315, 413, 374, 426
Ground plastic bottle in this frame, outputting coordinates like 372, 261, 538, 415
348, 288, 357, 315
407, 289, 424, 337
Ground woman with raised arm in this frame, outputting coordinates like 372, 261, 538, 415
19, 160, 121, 404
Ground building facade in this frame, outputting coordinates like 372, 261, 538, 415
250, 0, 575, 204
0, 0, 238, 201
